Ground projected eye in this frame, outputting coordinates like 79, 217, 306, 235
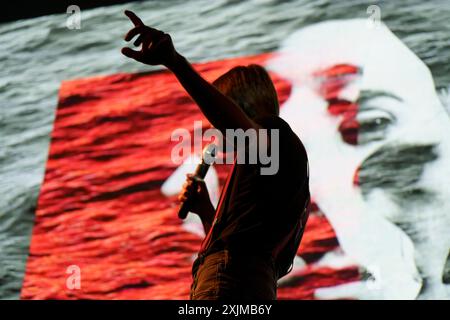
357, 108, 395, 144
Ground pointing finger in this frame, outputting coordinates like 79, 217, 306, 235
124, 10, 144, 26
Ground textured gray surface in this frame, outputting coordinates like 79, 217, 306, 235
0, 0, 449, 299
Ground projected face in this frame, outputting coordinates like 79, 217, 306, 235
269, 19, 450, 299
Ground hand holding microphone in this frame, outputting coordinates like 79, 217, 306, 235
178, 144, 217, 220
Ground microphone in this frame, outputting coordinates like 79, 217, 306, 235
178, 144, 218, 219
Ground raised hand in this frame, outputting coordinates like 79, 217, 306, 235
121, 11, 256, 136
121, 10, 178, 67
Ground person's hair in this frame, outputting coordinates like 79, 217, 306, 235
212, 64, 279, 119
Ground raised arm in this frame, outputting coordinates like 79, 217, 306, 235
121, 10, 259, 133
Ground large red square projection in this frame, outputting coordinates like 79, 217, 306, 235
21, 53, 358, 299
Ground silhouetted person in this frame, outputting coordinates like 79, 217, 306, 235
121, 10, 310, 300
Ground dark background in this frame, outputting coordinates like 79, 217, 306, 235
2, 1, 140, 23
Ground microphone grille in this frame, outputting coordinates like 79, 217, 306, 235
202, 143, 218, 164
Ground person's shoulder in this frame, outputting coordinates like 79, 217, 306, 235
256, 115, 308, 163
256, 115, 304, 146
255, 114, 291, 131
